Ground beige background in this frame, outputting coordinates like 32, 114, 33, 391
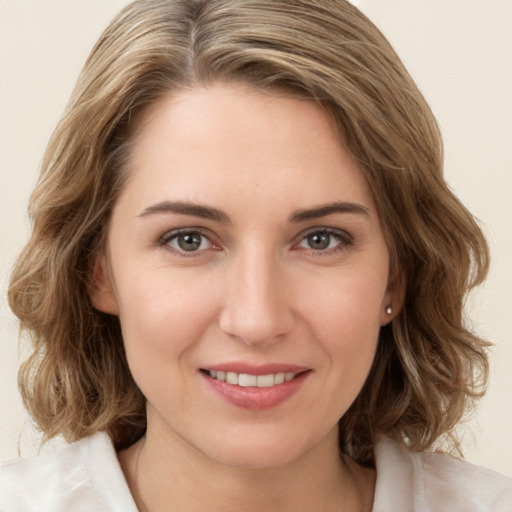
1, 1, 511, 474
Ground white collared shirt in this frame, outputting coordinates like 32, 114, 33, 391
1, 431, 511, 511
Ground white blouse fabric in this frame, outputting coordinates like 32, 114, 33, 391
1, 431, 511, 511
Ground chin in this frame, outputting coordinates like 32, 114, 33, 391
210, 446, 303, 470
198, 428, 320, 470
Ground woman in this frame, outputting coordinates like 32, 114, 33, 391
2, 0, 511, 510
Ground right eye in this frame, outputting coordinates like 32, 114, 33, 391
160, 230, 215, 254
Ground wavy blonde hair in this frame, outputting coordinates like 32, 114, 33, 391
8, 0, 489, 464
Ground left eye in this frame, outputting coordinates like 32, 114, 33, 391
164, 231, 212, 253
298, 230, 347, 251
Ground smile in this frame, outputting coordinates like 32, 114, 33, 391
208, 370, 297, 388
201, 365, 310, 410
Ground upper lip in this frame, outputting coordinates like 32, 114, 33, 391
201, 363, 309, 376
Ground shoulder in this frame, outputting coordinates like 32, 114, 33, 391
0, 432, 137, 512
416, 448, 512, 510
373, 435, 512, 512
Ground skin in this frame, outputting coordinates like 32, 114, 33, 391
91, 82, 401, 512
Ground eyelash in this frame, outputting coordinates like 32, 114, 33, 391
294, 228, 354, 255
158, 227, 354, 257
158, 229, 219, 257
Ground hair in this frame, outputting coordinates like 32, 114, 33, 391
8, 0, 489, 465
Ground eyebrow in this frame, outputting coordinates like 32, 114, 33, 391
138, 200, 370, 223
289, 201, 370, 222
138, 201, 231, 223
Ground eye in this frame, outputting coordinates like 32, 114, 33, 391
161, 230, 214, 254
297, 229, 352, 252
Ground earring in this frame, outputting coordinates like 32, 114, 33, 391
385, 306, 392, 315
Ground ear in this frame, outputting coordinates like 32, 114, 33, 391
88, 251, 119, 315
380, 267, 406, 326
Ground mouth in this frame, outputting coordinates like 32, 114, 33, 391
202, 369, 300, 388
199, 364, 311, 410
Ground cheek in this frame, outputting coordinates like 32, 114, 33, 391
302, 263, 388, 331
113, 270, 221, 410
115, 269, 219, 360
301, 265, 386, 380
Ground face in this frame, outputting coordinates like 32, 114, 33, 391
92, 83, 397, 469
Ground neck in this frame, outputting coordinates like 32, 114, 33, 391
118, 421, 375, 512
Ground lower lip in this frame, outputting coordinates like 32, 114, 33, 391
201, 372, 310, 411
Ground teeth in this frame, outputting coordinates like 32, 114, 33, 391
208, 370, 297, 387
274, 373, 285, 385
257, 374, 274, 388
238, 374, 257, 387
226, 372, 238, 385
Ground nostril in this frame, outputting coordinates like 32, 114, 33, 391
218, 306, 295, 347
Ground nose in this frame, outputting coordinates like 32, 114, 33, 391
218, 247, 295, 347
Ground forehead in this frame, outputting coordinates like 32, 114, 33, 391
122, 82, 376, 215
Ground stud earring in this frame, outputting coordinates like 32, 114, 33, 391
385, 306, 392, 315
